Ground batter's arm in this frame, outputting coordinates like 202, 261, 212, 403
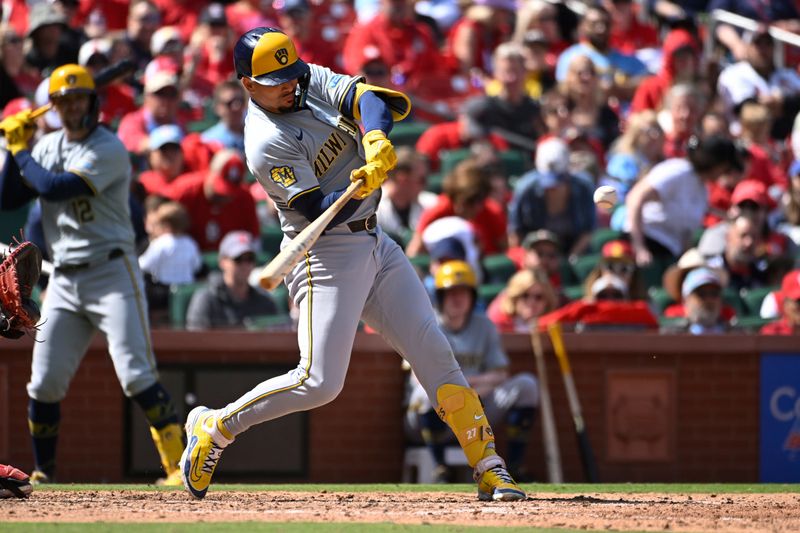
12, 151, 94, 200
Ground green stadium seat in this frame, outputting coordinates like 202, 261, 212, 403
562, 284, 585, 301
260, 225, 284, 257
589, 228, 623, 253
477, 282, 505, 303
388, 121, 430, 147
648, 286, 675, 315
202, 251, 219, 272
722, 286, 745, 317
244, 313, 294, 331
740, 286, 778, 316
0, 202, 32, 244
169, 282, 205, 329
658, 316, 684, 329
571, 253, 600, 282
425, 172, 444, 194
734, 315, 774, 332
497, 150, 530, 178
269, 284, 291, 315
559, 257, 577, 286
439, 149, 472, 176
482, 254, 517, 284
409, 254, 431, 274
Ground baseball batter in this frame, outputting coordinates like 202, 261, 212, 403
0, 64, 184, 485
180, 28, 525, 502
407, 261, 539, 482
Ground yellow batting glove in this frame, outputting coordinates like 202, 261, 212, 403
362, 130, 397, 171
350, 162, 388, 199
1, 110, 35, 156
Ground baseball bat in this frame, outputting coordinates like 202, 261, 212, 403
0, 59, 137, 135
547, 322, 599, 483
530, 320, 564, 484
257, 177, 364, 290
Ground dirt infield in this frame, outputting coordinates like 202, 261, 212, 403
5, 490, 799, 531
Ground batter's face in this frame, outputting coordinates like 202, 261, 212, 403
242, 77, 298, 114
52, 92, 91, 132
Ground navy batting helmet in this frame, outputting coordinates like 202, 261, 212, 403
233, 27, 310, 86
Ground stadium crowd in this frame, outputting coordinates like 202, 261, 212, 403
2, 0, 800, 335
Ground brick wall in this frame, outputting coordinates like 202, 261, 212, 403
1, 332, 796, 483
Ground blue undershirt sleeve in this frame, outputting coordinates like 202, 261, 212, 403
0, 152, 38, 209
342, 86, 394, 134
13, 150, 93, 201
291, 187, 361, 228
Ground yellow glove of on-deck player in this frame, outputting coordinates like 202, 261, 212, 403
362, 130, 397, 171
350, 161, 388, 199
0, 110, 35, 156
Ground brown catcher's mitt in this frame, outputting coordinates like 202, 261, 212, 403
0, 241, 42, 339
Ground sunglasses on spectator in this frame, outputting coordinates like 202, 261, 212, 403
604, 262, 635, 276
222, 97, 245, 109
519, 291, 545, 302
154, 87, 179, 99
4, 35, 23, 45
137, 14, 161, 25
233, 253, 257, 264
693, 287, 721, 299
364, 67, 389, 77
595, 289, 625, 301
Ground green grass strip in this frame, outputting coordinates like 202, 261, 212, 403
33, 482, 800, 494
1, 525, 598, 533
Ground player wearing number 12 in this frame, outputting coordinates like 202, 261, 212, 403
0, 64, 185, 485
179, 28, 525, 502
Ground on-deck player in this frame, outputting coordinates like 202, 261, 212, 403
180, 27, 526, 502
0, 64, 184, 485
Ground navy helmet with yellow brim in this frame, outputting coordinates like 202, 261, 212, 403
233, 27, 310, 86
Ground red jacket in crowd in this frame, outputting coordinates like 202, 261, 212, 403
631, 29, 700, 114
417, 195, 507, 255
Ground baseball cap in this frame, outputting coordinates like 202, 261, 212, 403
219, 230, 257, 259
522, 229, 559, 250
150, 26, 183, 57
200, 3, 228, 26
429, 237, 467, 262
210, 149, 246, 196
148, 124, 184, 151
145, 71, 180, 94
601, 240, 634, 262
781, 270, 800, 300
78, 38, 112, 67
591, 274, 628, 299
535, 137, 570, 175
273, 0, 310, 13
26, 3, 68, 37
681, 267, 723, 299
730, 179, 776, 209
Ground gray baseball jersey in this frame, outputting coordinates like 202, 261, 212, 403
26, 126, 159, 403
218, 65, 472, 436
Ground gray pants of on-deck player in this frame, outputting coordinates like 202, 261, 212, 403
220, 226, 469, 435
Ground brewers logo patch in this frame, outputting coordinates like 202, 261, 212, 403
67, 74, 77, 85
270, 165, 297, 188
275, 48, 289, 65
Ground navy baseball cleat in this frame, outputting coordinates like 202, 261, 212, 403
474, 456, 526, 502
180, 406, 234, 500
0, 464, 33, 498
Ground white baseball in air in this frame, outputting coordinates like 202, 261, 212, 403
593, 185, 618, 211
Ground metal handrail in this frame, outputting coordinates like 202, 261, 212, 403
707, 9, 800, 67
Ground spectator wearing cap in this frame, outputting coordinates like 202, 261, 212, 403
376, 147, 437, 246
186, 230, 279, 330
185, 3, 237, 93
701, 179, 776, 250
1, 24, 37, 109
78, 38, 137, 126
702, 214, 771, 292
24, 2, 80, 74
421, 236, 469, 304
117, 66, 185, 157
555, 5, 648, 102
168, 149, 259, 252
512, 0, 569, 72
514, 229, 563, 289
138, 125, 187, 197
560, 54, 621, 150
124, 0, 161, 71
717, 25, 800, 140
663, 267, 731, 334
199, 80, 246, 152
274, 0, 340, 69
584, 240, 648, 300
710, 1, 800, 62
509, 137, 596, 258
631, 28, 701, 114
150, 26, 185, 67
586, 272, 629, 302
408, 157, 507, 257
487, 268, 559, 333
462, 43, 544, 145
761, 270, 800, 335
343, 0, 445, 97
625, 135, 745, 268
444, 0, 516, 77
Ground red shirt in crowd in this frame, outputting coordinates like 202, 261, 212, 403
117, 108, 190, 155
760, 319, 797, 335
166, 173, 260, 252
631, 29, 700, 114
745, 143, 788, 190
138, 170, 181, 197
609, 14, 659, 56
99, 84, 137, 127
152, 0, 208, 41
416, 195, 507, 255
415, 121, 509, 172
75, 0, 129, 31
